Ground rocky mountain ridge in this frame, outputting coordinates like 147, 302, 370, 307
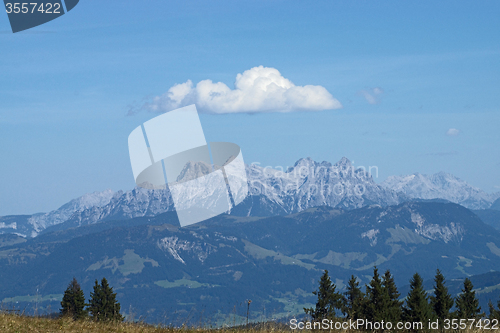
382, 171, 499, 210
1, 157, 498, 237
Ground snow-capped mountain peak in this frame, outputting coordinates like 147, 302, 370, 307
381, 172, 494, 209
175, 161, 212, 183
26, 189, 117, 237
334, 156, 353, 168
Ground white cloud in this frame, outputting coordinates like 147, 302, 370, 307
128, 66, 342, 114
359, 87, 384, 105
446, 128, 460, 136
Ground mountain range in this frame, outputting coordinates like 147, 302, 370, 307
1, 157, 498, 238
381, 172, 499, 210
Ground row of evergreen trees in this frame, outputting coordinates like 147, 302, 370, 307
304, 268, 500, 323
60, 277, 123, 321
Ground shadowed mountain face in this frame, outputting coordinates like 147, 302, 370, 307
2, 201, 500, 324
472, 209, 500, 231
492, 197, 500, 211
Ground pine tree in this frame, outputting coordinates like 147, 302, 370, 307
429, 269, 453, 322
488, 300, 500, 320
60, 277, 87, 320
362, 267, 389, 322
455, 278, 482, 319
101, 278, 123, 321
88, 279, 103, 320
342, 275, 364, 320
403, 272, 433, 324
88, 278, 123, 322
304, 270, 342, 320
382, 269, 402, 323
489, 295, 500, 320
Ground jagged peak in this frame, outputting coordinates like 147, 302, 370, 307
292, 157, 314, 167
433, 171, 458, 179
284, 157, 315, 173
289, 156, 354, 170
176, 160, 212, 182
334, 157, 353, 168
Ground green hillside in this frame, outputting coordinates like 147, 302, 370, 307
3, 202, 500, 324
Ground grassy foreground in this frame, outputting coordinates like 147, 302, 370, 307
0, 312, 494, 333
0, 312, 192, 333
0, 312, 291, 333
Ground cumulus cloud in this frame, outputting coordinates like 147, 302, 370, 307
359, 87, 384, 105
446, 128, 460, 136
128, 66, 342, 115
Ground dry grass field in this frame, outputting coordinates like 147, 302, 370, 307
0, 312, 284, 333
0, 311, 494, 333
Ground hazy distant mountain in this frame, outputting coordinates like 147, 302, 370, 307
381, 172, 496, 210
491, 197, 500, 211
473, 209, 500, 231
471, 197, 500, 231
0, 189, 117, 237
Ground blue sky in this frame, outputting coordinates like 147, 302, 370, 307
1, 0, 499, 215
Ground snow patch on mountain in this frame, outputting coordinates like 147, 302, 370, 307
157, 236, 187, 264
157, 235, 217, 263
0, 222, 16, 229
410, 210, 464, 243
362, 229, 379, 246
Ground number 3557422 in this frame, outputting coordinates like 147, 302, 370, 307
5, 3, 61, 14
